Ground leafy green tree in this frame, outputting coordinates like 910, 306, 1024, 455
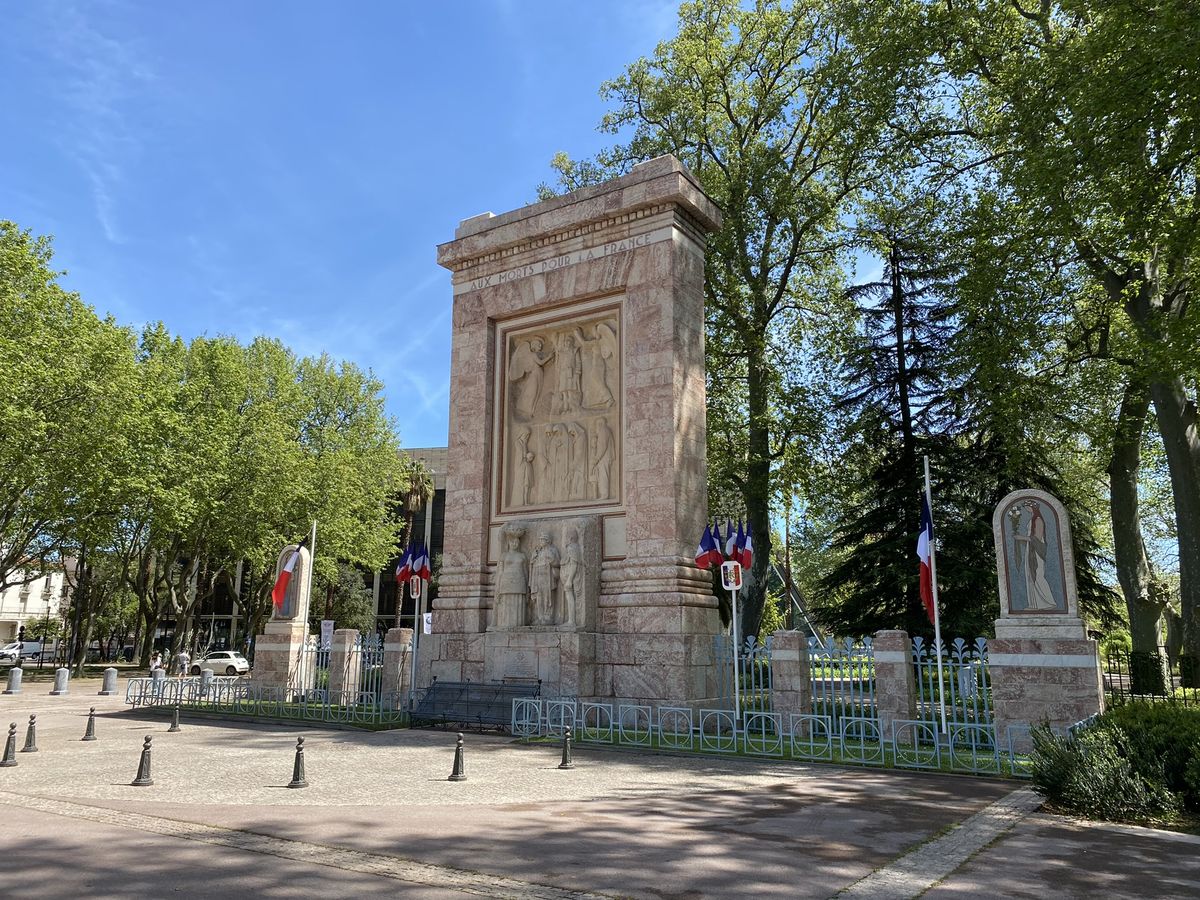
902, 0, 1200, 671
313, 562, 377, 635
0, 222, 139, 594
543, 0, 904, 638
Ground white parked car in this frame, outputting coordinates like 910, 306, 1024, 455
190, 651, 250, 676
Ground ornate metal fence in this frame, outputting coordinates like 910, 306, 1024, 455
1104, 650, 1198, 706
125, 630, 404, 726
714, 634, 773, 712
912, 636, 993, 726
808, 637, 876, 724
512, 696, 1030, 777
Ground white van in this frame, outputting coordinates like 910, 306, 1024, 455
0, 640, 44, 662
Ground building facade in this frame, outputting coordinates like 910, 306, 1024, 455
0, 567, 72, 643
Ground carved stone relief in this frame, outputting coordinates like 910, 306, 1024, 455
488, 517, 601, 631
501, 311, 620, 513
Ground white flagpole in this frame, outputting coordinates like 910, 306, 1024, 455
923, 456, 948, 736
306, 520, 317, 627
731, 583, 741, 724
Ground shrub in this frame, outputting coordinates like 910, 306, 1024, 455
1031, 725, 1177, 822
1033, 702, 1200, 822
1104, 702, 1200, 810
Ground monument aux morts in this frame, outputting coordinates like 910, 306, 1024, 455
418, 155, 725, 704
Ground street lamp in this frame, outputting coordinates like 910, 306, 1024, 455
39, 599, 51, 671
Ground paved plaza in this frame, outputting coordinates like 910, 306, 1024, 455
0, 678, 1197, 899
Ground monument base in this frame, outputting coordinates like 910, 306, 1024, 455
418, 597, 721, 706
252, 620, 311, 696
989, 617, 1104, 751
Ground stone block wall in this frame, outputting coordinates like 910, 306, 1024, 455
769, 630, 811, 722
872, 630, 917, 740
990, 636, 1105, 749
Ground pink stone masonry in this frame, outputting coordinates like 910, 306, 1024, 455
424, 155, 724, 705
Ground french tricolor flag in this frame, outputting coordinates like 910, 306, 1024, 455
695, 524, 719, 569
395, 544, 413, 584
737, 521, 753, 569
413, 543, 431, 582
917, 495, 936, 624
271, 535, 309, 611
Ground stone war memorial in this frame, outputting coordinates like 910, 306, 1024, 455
988, 488, 1105, 745
420, 155, 724, 704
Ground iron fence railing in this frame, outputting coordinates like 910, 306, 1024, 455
1104, 650, 1198, 707
808, 637, 876, 723
714, 634, 773, 712
912, 636, 993, 727
512, 697, 1027, 777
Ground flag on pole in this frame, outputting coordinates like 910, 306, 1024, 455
917, 495, 936, 624
695, 524, 719, 569
712, 521, 724, 560
724, 520, 737, 559
395, 544, 413, 584
737, 521, 753, 569
272, 535, 309, 611
413, 543, 432, 582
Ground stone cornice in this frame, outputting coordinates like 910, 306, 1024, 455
437, 155, 722, 273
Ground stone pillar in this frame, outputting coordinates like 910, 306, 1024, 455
98, 667, 118, 696
872, 630, 916, 740
990, 489, 1105, 751
3, 666, 22, 695
199, 668, 214, 697
382, 628, 413, 706
431, 155, 725, 704
327, 629, 361, 701
252, 620, 311, 697
49, 667, 69, 696
252, 542, 314, 698
769, 630, 811, 723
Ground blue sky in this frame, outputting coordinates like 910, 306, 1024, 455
1, 0, 681, 448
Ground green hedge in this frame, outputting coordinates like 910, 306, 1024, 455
1032, 702, 1200, 824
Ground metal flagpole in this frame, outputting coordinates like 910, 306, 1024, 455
731, 583, 741, 724
306, 520, 317, 624
923, 456, 948, 736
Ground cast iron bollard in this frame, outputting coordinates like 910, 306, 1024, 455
98, 667, 118, 696
20, 714, 38, 753
287, 736, 308, 788
168, 703, 182, 733
558, 726, 575, 770
0, 723, 17, 767
2, 665, 21, 695
49, 667, 69, 696
448, 732, 467, 782
131, 735, 154, 786
82, 707, 98, 741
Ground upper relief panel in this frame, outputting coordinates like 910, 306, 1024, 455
498, 306, 621, 515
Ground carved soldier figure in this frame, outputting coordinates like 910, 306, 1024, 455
543, 423, 568, 501
560, 528, 585, 627
566, 421, 588, 500
492, 527, 529, 629
552, 331, 582, 414
514, 426, 535, 506
529, 530, 561, 625
590, 417, 615, 500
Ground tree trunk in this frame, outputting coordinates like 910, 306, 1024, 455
1108, 376, 1168, 693
889, 239, 923, 625
742, 332, 772, 640
1149, 375, 1200, 686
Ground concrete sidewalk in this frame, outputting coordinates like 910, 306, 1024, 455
0, 679, 1195, 898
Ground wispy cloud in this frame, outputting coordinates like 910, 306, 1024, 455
43, 1, 157, 243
